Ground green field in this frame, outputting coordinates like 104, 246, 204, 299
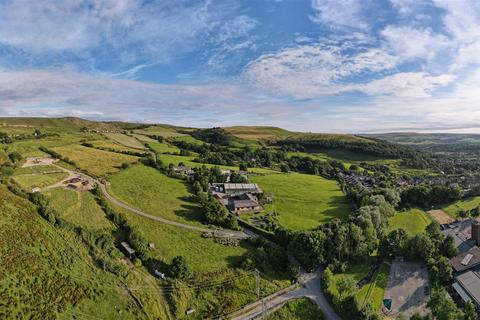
108, 164, 204, 226
250, 172, 351, 230
12, 172, 68, 190
52, 144, 139, 176
5, 132, 102, 157
104, 133, 145, 149
136, 125, 187, 138
45, 188, 115, 231
440, 196, 480, 218
267, 298, 325, 320
388, 209, 432, 235
148, 141, 181, 154
89, 139, 143, 153
0, 186, 169, 319
14, 165, 63, 175
131, 133, 156, 143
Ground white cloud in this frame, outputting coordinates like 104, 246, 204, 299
381, 26, 450, 61
310, 0, 367, 29
356, 72, 455, 97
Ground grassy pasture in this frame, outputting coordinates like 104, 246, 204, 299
104, 133, 145, 149
14, 165, 62, 175
388, 209, 432, 235
224, 126, 292, 141
5, 132, 102, 157
157, 153, 274, 174
45, 188, 115, 231
12, 172, 68, 190
89, 139, 142, 153
0, 149, 8, 164
108, 164, 204, 226
250, 172, 351, 230
440, 196, 480, 218
136, 125, 187, 138
131, 133, 156, 143
148, 141, 181, 154
170, 135, 205, 145
51, 144, 139, 176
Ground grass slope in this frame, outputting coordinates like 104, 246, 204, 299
356, 263, 390, 311
104, 133, 145, 149
388, 209, 432, 235
0, 186, 164, 319
108, 164, 204, 226
51, 144, 139, 176
44, 188, 115, 231
250, 172, 351, 230
440, 196, 480, 218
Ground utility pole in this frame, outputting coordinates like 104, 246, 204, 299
255, 268, 260, 299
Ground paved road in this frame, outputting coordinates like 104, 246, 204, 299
231, 269, 341, 320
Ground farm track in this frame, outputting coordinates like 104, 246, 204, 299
50, 164, 249, 240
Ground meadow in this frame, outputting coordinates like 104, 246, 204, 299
388, 209, 432, 235
108, 164, 204, 226
250, 172, 351, 230
440, 196, 480, 218
136, 125, 187, 138
148, 141, 181, 154
104, 133, 145, 149
51, 144, 139, 176
44, 188, 115, 231
12, 172, 68, 190
89, 139, 142, 153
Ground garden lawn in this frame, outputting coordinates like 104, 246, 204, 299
440, 196, 480, 218
356, 263, 390, 311
250, 172, 351, 230
44, 188, 115, 231
104, 133, 145, 149
51, 144, 139, 176
13, 172, 68, 190
388, 209, 432, 235
108, 164, 204, 226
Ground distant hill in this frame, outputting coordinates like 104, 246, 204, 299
367, 133, 480, 153
0, 117, 146, 131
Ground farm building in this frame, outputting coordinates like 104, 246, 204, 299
228, 193, 263, 214
209, 183, 262, 196
451, 246, 480, 273
452, 270, 480, 311
120, 242, 136, 259
172, 166, 194, 176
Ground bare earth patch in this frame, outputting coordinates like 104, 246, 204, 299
22, 157, 59, 167
428, 209, 455, 224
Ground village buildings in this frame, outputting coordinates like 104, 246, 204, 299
209, 183, 264, 214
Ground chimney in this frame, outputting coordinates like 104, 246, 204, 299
472, 219, 480, 245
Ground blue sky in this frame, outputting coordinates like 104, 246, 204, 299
0, 0, 480, 132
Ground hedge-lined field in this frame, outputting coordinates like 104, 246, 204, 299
250, 172, 351, 230
51, 144, 139, 176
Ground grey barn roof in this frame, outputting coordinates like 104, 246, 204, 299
456, 271, 480, 306
120, 242, 136, 255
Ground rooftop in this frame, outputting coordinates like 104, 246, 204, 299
455, 270, 480, 306
451, 246, 480, 273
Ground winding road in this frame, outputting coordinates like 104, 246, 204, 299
48, 163, 340, 319
230, 269, 341, 320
